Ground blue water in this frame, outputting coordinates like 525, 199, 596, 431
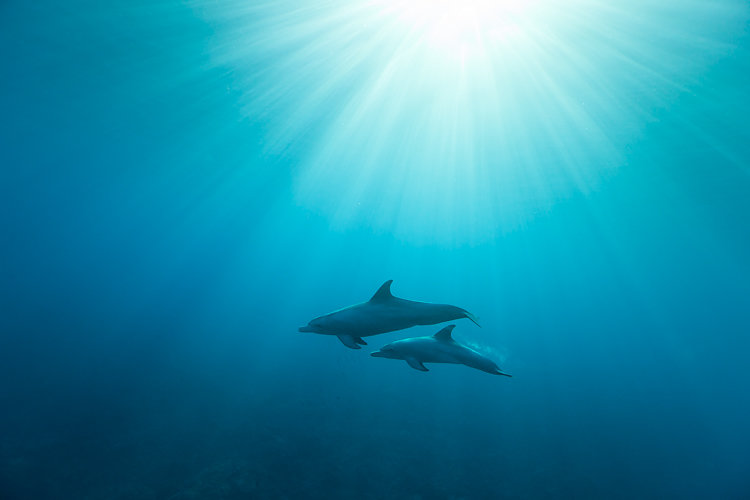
2, 1, 749, 498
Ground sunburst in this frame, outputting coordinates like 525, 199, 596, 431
196, 0, 746, 245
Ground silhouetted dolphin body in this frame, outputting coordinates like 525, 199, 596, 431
371, 325, 511, 376
299, 280, 479, 349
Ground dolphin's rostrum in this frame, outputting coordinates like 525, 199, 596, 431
371, 325, 511, 376
299, 280, 480, 349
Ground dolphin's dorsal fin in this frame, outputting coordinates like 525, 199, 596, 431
369, 280, 394, 302
433, 325, 456, 341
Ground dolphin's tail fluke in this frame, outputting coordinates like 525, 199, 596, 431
463, 310, 481, 327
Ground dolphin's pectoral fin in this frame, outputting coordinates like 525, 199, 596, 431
337, 335, 362, 349
406, 357, 429, 372
355, 337, 367, 346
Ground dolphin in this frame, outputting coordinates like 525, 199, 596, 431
298, 280, 480, 349
370, 325, 511, 376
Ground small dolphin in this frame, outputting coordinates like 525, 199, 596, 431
370, 325, 511, 376
299, 280, 480, 349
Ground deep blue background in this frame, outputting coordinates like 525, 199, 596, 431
2, 1, 749, 498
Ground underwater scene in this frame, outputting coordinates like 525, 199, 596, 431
1, 0, 749, 498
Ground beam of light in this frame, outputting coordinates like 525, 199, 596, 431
368, 0, 535, 61
195, 0, 748, 245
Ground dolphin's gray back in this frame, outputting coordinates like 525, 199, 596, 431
456, 347, 500, 374
320, 298, 472, 336
398, 338, 502, 373
387, 298, 472, 326
304, 280, 479, 337
394, 338, 463, 364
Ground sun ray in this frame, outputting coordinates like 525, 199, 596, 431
194, 0, 749, 245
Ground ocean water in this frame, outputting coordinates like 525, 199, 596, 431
1, 1, 749, 498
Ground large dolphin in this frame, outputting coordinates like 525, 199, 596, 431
298, 280, 480, 349
370, 325, 511, 376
